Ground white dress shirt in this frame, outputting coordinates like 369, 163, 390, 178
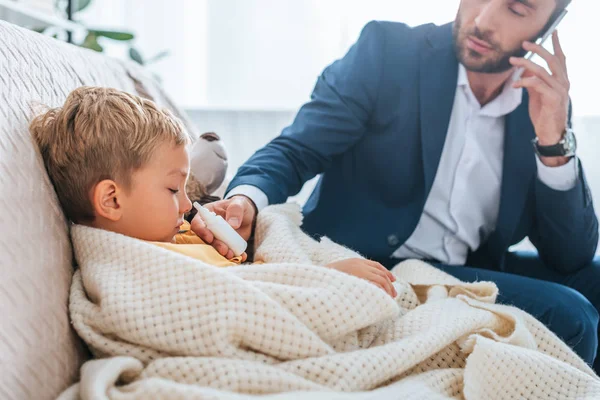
227, 64, 578, 265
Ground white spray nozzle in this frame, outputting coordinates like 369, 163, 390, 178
194, 202, 214, 220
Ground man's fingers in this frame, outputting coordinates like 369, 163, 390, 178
212, 239, 230, 257
190, 215, 214, 244
522, 40, 568, 85
191, 199, 246, 257
509, 57, 560, 91
207, 204, 232, 223
513, 76, 556, 99
225, 197, 247, 229
366, 260, 396, 282
204, 201, 230, 221
203, 202, 215, 211
552, 31, 567, 67
212, 205, 228, 218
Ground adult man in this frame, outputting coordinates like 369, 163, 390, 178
193, 0, 600, 371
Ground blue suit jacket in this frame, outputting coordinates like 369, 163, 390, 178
228, 21, 598, 273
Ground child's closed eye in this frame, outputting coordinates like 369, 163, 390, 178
169, 188, 180, 194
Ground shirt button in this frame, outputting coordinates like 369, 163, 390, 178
387, 234, 400, 247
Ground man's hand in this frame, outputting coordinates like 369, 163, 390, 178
191, 195, 257, 262
510, 31, 570, 167
326, 258, 397, 297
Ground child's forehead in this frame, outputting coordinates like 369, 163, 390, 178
167, 168, 189, 178
143, 142, 190, 174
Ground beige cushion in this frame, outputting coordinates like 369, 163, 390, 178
0, 21, 197, 399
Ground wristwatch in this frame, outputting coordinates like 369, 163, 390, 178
532, 128, 577, 157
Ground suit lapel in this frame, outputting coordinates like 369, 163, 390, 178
419, 23, 459, 196
489, 91, 536, 255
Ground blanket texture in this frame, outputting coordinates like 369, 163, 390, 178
61, 204, 600, 399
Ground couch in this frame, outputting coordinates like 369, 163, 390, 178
0, 20, 204, 399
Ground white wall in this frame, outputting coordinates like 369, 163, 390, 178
77, 0, 600, 116
77, 0, 209, 107
204, 0, 343, 110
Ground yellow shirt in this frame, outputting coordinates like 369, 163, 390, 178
152, 221, 243, 267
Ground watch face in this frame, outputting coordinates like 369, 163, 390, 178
563, 130, 577, 155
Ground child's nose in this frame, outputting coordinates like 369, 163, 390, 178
181, 193, 193, 214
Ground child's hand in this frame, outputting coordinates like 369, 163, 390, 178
326, 258, 397, 297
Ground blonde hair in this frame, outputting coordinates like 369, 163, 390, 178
31, 86, 189, 223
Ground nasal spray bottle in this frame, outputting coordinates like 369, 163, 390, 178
193, 202, 248, 257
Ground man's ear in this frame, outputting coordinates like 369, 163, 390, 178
92, 180, 123, 222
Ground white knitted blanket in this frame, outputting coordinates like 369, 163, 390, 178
61, 204, 600, 400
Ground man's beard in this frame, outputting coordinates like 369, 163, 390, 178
452, 14, 529, 74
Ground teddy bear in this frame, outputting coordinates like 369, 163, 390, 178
184, 131, 230, 222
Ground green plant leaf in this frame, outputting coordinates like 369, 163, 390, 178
146, 50, 170, 64
82, 32, 103, 52
91, 29, 134, 41
129, 47, 144, 65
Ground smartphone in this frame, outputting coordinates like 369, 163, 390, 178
514, 8, 569, 79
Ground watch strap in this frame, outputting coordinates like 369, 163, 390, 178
532, 129, 576, 158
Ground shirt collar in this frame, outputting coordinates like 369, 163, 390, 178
457, 63, 523, 117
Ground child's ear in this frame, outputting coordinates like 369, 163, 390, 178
92, 180, 123, 222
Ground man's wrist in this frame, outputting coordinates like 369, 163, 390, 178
225, 185, 269, 212
533, 127, 576, 166
536, 130, 563, 147
539, 155, 571, 167
230, 195, 258, 243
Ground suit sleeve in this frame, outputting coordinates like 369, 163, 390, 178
226, 21, 387, 205
529, 107, 599, 273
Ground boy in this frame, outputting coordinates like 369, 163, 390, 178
31, 86, 396, 296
